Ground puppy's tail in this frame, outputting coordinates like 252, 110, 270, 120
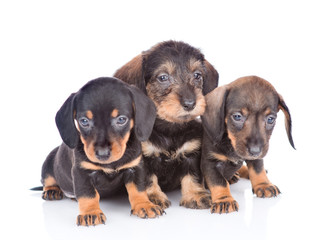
30, 186, 43, 191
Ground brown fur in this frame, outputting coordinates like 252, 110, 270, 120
201, 75, 295, 214
114, 41, 219, 209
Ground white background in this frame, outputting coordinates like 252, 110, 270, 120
1, 0, 326, 239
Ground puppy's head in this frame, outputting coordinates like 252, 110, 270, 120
55, 77, 156, 164
114, 40, 219, 123
202, 76, 295, 160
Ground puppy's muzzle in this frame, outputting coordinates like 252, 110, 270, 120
95, 146, 111, 161
182, 99, 196, 111
247, 137, 264, 157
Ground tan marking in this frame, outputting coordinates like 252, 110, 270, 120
248, 166, 271, 188
180, 174, 210, 209
126, 182, 162, 218
238, 165, 249, 179
146, 175, 171, 209
44, 176, 57, 187
171, 139, 201, 159
248, 166, 280, 198
111, 109, 119, 118
227, 129, 237, 149
209, 151, 229, 161
77, 191, 106, 226
86, 110, 93, 119
80, 122, 132, 164
111, 130, 131, 161
241, 108, 249, 116
209, 184, 232, 202
80, 155, 142, 174
148, 86, 206, 123
42, 186, 63, 200
153, 61, 176, 76
264, 108, 272, 115
209, 184, 238, 213
142, 141, 169, 157
188, 58, 202, 72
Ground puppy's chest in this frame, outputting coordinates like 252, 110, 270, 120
142, 137, 201, 162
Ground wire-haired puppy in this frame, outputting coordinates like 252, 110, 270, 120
114, 40, 219, 209
39, 77, 163, 226
201, 76, 295, 214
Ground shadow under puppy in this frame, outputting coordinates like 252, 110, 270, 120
114, 40, 219, 209
201, 76, 295, 214
40, 77, 163, 226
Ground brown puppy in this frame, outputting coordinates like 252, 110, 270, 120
114, 40, 219, 209
201, 76, 295, 214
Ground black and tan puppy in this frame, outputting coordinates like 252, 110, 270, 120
201, 76, 295, 214
40, 77, 163, 226
114, 40, 219, 209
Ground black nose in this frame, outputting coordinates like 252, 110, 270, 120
95, 147, 111, 160
182, 99, 196, 111
248, 145, 261, 156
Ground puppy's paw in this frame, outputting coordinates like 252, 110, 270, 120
180, 191, 211, 209
211, 197, 239, 214
228, 172, 240, 185
42, 186, 63, 200
76, 210, 106, 226
253, 183, 281, 198
148, 193, 171, 209
131, 201, 164, 219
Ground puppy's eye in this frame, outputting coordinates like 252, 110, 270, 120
115, 115, 128, 126
194, 72, 202, 80
157, 74, 169, 83
267, 116, 276, 124
232, 113, 243, 122
79, 117, 90, 128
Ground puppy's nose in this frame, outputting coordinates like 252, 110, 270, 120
182, 99, 196, 111
248, 146, 261, 156
95, 147, 111, 160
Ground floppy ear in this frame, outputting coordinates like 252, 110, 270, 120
201, 85, 229, 144
203, 60, 219, 95
114, 54, 147, 93
128, 85, 156, 141
278, 94, 295, 149
55, 93, 79, 149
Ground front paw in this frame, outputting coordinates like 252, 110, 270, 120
253, 183, 281, 198
148, 193, 171, 209
76, 211, 106, 226
180, 191, 211, 209
211, 197, 239, 214
131, 201, 164, 219
42, 186, 63, 200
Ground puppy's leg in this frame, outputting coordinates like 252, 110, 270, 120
125, 160, 163, 218
202, 159, 238, 214
41, 147, 63, 200
73, 167, 106, 226
179, 174, 211, 209
146, 175, 171, 209
246, 160, 280, 198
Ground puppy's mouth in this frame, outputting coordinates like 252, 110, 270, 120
155, 96, 206, 123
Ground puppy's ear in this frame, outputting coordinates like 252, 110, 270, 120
278, 94, 295, 149
114, 54, 147, 93
203, 60, 219, 95
128, 85, 156, 141
201, 86, 229, 144
55, 93, 79, 148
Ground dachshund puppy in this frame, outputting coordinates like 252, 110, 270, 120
40, 77, 163, 226
114, 40, 219, 209
201, 76, 295, 214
